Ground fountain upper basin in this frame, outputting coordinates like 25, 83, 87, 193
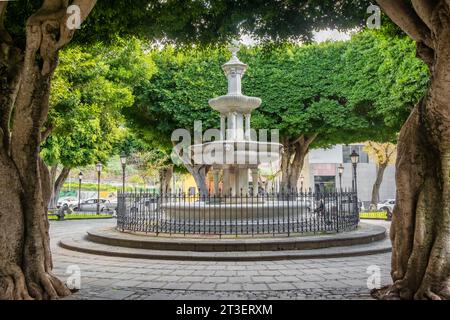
209, 95, 262, 113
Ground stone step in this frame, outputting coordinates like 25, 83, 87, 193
59, 235, 391, 261
85, 222, 386, 252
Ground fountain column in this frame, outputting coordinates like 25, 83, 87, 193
252, 169, 259, 196
213, 170, 220, 195
220, 114, 226, 140
227, 112, 237, 140
244, 114, 251, 140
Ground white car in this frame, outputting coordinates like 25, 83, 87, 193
56, 197, 78, 209
377, 199, 396, 212
74, 198, 111, 213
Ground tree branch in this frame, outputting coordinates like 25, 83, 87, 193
291, 135, 305, 146
41, 124, 54, 142
304, 133, 318, 147
0, 1, 12, 44
411, 0, 439, 30
376, 0, 434, 48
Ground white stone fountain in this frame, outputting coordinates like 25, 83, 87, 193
162, 42, 288, 221
190, 41, 283, 197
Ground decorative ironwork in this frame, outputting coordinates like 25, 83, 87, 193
116, 189, 360, 237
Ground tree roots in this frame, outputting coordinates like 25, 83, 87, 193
0, 261, 71, 300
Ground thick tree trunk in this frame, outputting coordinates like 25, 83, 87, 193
0, 0, 96, 300
280, 135, 316, 192
49, 166, 70, 209
372, 4, 450, 299
370, 162, 387, 209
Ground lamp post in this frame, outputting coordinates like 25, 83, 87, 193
120, 153, 127, 193
78, 171, 83, 211
350, 150, 360, 217
338, 164, 344, 192
300, 174, 304, 192
96, 162, 102, 215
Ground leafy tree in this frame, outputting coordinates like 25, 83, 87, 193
125, 32, 427, 193
363, 142, 397, 209
365, 1, 450, 300
40, 39, 154, 208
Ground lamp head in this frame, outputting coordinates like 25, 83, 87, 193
350, 150, 360, 165
120, 153, 127, 166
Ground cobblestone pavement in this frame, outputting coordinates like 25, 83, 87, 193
50, 219, 392, 300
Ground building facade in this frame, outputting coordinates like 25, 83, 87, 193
300, 144, 396, 205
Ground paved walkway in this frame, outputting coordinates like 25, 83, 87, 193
50, 219, 392, 300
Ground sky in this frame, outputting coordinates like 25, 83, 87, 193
240, 28, 352, 46
313, 29, 352, 43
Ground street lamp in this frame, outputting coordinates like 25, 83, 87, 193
96, 162, 103, 215
78, 171, 83, 211
338, 164, 344, 192
120, 153, 127, 193
350, 150, 360, 217
350, 150, 359, 193
300, 174, 304, 192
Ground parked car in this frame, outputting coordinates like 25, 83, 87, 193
56, 197, 78, 209
377, 199, 396, 212
73, 198, 111, 213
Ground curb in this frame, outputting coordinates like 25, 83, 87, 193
59, 236, 391, 261
85, 223, 386, 252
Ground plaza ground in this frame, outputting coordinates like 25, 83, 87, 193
50, 219, 392, 300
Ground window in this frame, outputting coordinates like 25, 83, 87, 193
342, 145, 369, 163
314, 176, 336, 193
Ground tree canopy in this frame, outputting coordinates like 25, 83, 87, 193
124, 30, 428, 152
4, 0, 373, 49
41, 38, 156, 169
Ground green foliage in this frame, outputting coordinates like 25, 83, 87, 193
41, 38, 157, 169
5, 1, 371, 48
62, 182, 134, 192
48, 214, 113, 221
124, 30, 428, 152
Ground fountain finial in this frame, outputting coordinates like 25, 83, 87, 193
222, 39, 247, 78
228, 39, 241, 58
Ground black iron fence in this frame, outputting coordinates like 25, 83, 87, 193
116, 190, 360, 237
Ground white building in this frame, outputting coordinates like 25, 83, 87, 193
299, 144, 396, 204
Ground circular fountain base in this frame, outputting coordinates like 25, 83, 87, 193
58, 223, 391, 261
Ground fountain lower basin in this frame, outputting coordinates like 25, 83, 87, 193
161, 201, 311, 220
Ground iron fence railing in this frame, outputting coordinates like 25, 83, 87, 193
116, 190, 360, 237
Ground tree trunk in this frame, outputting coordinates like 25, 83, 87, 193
49, 166, 71, 209
372, 5, 450, 299
280, 135, 316, 193
184, 164, 209, 196
48, 164, 58, 209
159, 165, 173, 196
0, 0, 96, 300
370, 162, 388, 209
